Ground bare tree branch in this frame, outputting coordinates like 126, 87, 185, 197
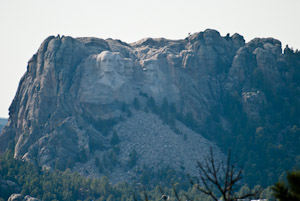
189, 147, 258, 201
158, 185, 164, 195
132, 191, 139, 201
142, 186, 149, 201
173, 184, 182, 201
184, 193, 194, 201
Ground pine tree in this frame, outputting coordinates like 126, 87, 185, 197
272, 170, 300, 201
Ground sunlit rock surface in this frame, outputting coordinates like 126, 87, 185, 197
1, 29, 296, 183
8, 194, 40, 201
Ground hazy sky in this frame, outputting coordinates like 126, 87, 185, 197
0, 0, 299, 118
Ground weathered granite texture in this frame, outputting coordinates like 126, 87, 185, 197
1, 29, 296, 182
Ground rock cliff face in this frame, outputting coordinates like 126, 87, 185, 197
0, 118, 7, 132
1, 29, 299, 185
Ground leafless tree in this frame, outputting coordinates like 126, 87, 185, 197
133, 148, 261, 201
133, 185, 149, 201
188, 147, 261, 201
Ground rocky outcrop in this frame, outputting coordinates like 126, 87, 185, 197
8, 194, 40, 201
1, 30, 232, 168
1, 29, 299, 184
242, 91, 266, 122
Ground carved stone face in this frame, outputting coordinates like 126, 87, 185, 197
98, 51, 114, 73
144, 63, 158, 82
124, 59, 134, 77
114, 53, 125, 74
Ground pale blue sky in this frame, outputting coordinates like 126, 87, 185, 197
0, 0, 299, 118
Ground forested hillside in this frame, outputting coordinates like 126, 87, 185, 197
0, 152, 276, 201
